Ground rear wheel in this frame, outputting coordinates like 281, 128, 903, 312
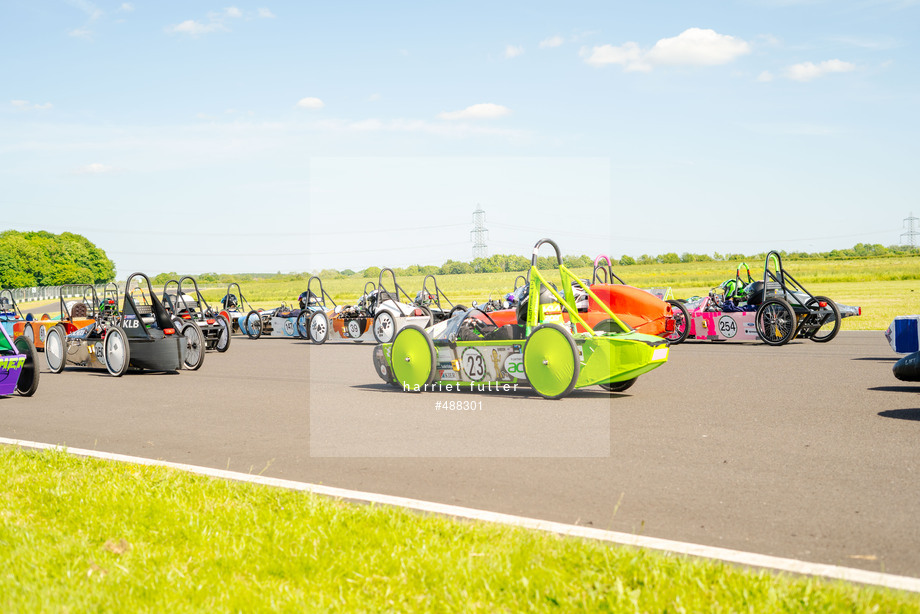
44, 324, 67, 373
523, 323, 580, 400
23, 324, 34, 346
594, 318, 628, 334
373, 311, 397, 344
600, 378, 637, 393
806, 296, 841, 343
310, 312, 329, 345
103, 325, 130, 376
13, 335, 40, 396
215, 315, 231, 352
296, 311, 310, 339
665, 300, 690, 344
390, 325, 436, 392
245, 311, 262, 340
448, 305, 467, 319
181, 321, 205, 370
417, 305, 433, 327
755, 298, 796, 346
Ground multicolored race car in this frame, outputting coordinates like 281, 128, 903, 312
0, 322, 39, 397
373, 239, 669, 399
13, 284, 104, 351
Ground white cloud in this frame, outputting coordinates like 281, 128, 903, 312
785, 59, 856, 81
225, 7, 242, 18
580, 42, 650, 72
65, 0, 103, 20
756, 70, 774, 82
646, 28, 751, 66
539, 35, 564, 48
437, 103, 510, 120
69, 28, 93, 39
368, 93, 382, 102
166, 19, 226, 35
10, 100, 52, 110
314, 117, 524, 138
257, 8, 275, 18
504, 44, 524, 59
296, 97, 325, 109
77, 163, 115, 174
119, 3, 134, 12
582, 28, 750, 72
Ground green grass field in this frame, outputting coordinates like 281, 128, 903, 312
2, 446, 917, 612
193, 258, 920, 331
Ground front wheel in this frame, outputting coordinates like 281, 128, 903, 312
245, 311, 262, 340
373, 311, 397, 344
296, 311, 310, 339
13, 335, 40, 396
215, 315, 232, 352
103, 325, 130, 376
523, 323, 580, 400
665, 300, 690, 344
181, 321, 205, 370
309, 311, 329, 345
390, 325, 436, 392
755, 298, 796, 346
44, 324, 67, 374
805, 296, 841, 343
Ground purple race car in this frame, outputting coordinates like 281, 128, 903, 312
0, 321, 39, 397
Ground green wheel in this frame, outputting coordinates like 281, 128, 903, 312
390, 325, 436, 392
523, 323, 580, 400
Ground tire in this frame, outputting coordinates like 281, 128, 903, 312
215, 315, 231, 352
805, 296, 841, 343
755, 298, 796, 346
417, 305, 433, 327
390, 325, 436, 392
448, 305, 467, 319
245, 310, 262, 340
523, 323, 580, 400
181, 321, 205, 370
13, 335, 40, 396
309, 311, 329, 345
665, 300, 690, 344
296, 311, 310, 339
23, 323, 34, 346
103, 325, 130, 377
600, 378, 637, 393
373, 310, 397, 344
44, 324, 67, 374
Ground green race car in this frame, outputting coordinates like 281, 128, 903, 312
372, 239, 670, 399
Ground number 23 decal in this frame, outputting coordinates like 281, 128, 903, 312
460, 348, 486, 381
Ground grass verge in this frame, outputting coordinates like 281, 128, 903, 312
1, 446, 917, 612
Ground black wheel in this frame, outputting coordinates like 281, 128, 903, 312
296, 311, 310, 339
755, 298, 796, 346
448, 305, 467, 319
44, 324, 67, 373
215, 315, 231, 352
13, 335, 39, 396
665, 300, 690, 344
373, 310, 397, 344
417, 305, 433, 327
390, 325, 436, 392
594, 318, 628, 334
309, 311, 329, 345
523, 323, 580, 399
805, 296, 841, 343
245, 310, 262, 340
181, 320, 205, 370
103, 325, 130, 376
600, 378, 637, 393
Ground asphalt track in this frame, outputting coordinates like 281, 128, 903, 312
2, 331, 919, 579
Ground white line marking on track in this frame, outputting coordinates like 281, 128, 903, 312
3, 437, 919, 594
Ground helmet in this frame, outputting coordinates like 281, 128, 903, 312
221, 294, 238, 309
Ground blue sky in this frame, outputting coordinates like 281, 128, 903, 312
2, 1, 918, 277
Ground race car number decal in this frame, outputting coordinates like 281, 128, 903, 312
461, 347, 487, 381
718, 315, 737, 339
94, 342, 104, 359
347, 320, 362, 338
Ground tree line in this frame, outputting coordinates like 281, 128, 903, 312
0, 230, 116, 288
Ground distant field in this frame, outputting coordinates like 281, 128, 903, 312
193, 258, 920, 331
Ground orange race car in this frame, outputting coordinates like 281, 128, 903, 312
14, 284, 116, 350
483, 255, 683, 341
